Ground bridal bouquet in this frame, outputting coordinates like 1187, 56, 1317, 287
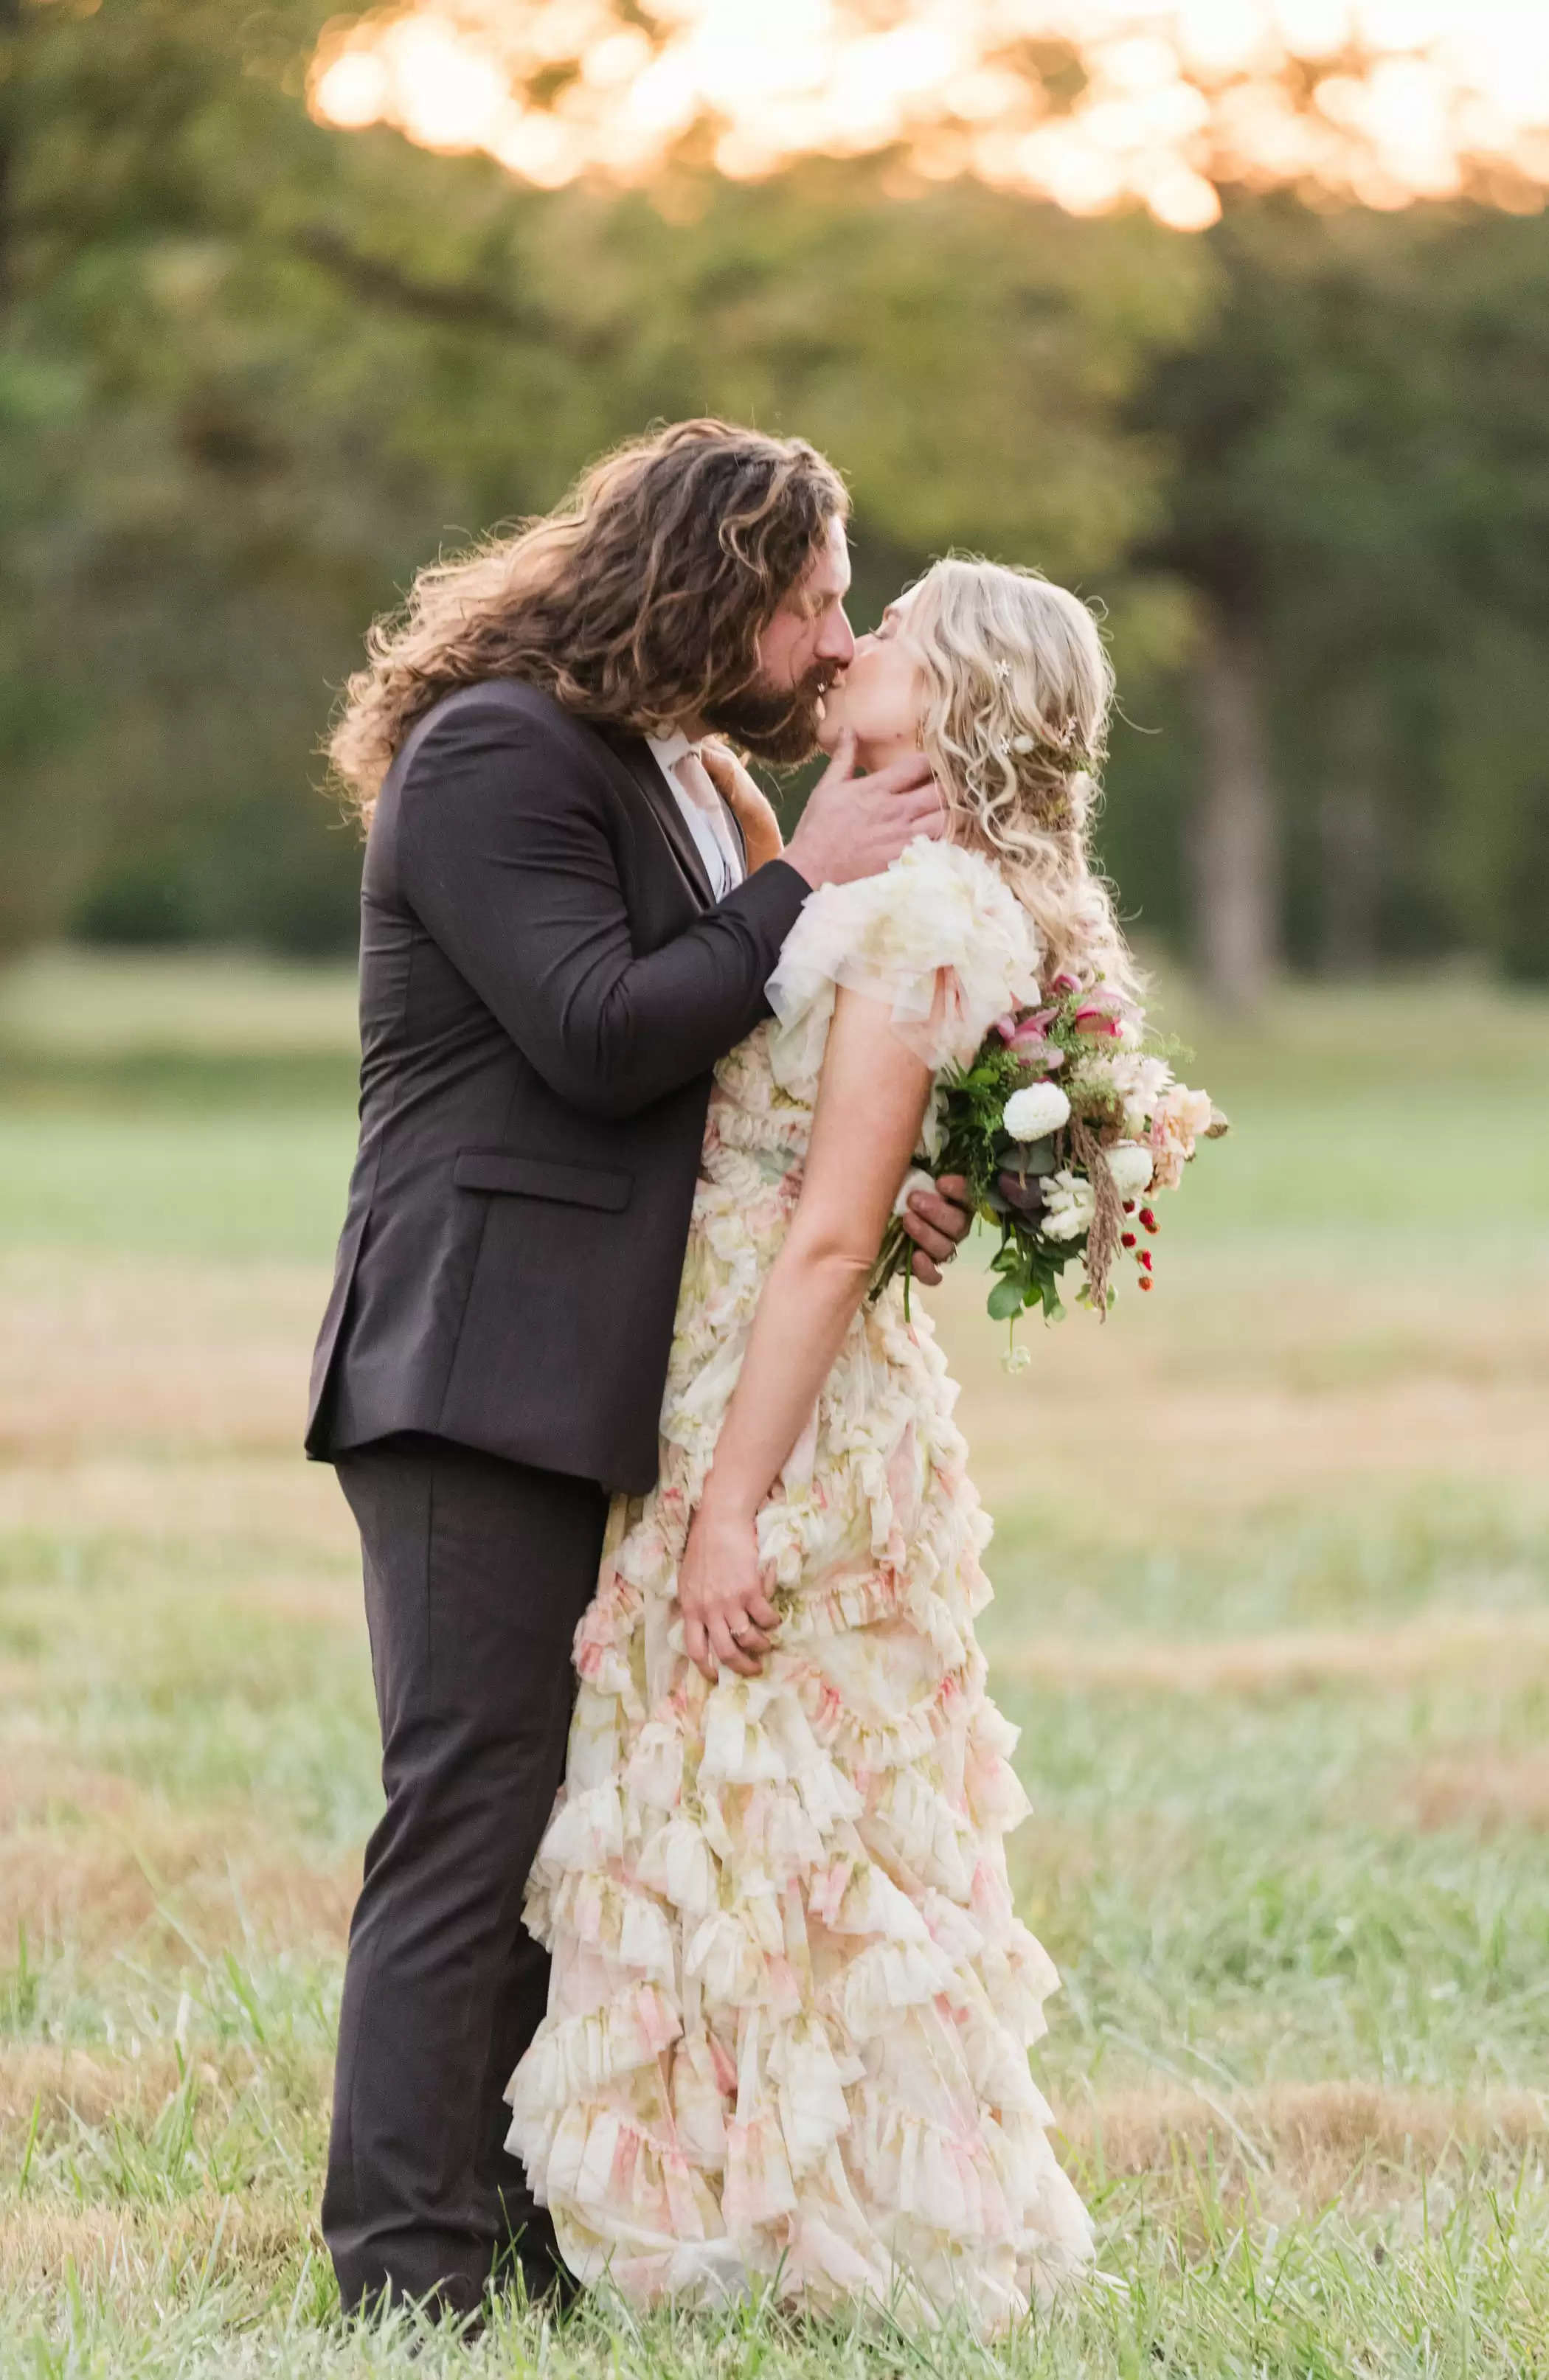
873, 971, 1227, 1331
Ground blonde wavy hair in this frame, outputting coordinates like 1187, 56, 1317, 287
328, 420, 848, 825
907, 557, 1140, 1006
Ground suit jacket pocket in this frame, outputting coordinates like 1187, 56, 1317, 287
452, 1151, 632, 1212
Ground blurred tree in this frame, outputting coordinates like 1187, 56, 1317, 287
4, 0, 620, 948
6, 3, 1549, 990
1133, 195, 1549, 1000
1, 0, 1202, 955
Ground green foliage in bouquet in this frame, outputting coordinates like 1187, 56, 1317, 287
870, 981, 1227, 1332
870, 1035, 1076, 1327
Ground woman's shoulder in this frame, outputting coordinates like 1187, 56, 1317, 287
782, 833, 1036, 985
870, 832, 1030, 942
767, 834, 1041, 1075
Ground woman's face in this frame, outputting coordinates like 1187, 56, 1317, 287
817, 590, 929, 767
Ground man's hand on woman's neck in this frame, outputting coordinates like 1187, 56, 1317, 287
783, 730, 945, 892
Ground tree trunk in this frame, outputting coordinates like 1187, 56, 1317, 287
1317, 681, 1386, 974
1191, 597, 1280, 1007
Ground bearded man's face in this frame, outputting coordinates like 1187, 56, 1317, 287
707, 515, 856, 765
702, 663, 835, 766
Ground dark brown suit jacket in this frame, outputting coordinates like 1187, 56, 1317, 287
306, 679, 809, 1492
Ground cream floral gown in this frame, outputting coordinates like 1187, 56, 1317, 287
506, 838, 1093, 2326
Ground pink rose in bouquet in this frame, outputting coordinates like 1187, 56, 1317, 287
1148, 1083, 1218, 1191
872, 971, 1227, 1330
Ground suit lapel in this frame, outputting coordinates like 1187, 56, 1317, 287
597, 730, 715, 909
440, 684, 720, 908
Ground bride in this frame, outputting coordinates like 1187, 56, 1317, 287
507, 556, 1137, 2325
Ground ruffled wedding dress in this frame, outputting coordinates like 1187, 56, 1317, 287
506, 838, 1094, 2327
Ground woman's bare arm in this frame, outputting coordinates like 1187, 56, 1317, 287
699, 737, 971, 1285
677, 985, 934, 1680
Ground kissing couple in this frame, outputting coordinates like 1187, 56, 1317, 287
308, 417, 1132, 2329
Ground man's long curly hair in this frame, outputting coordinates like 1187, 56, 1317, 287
328, 420, 849, 826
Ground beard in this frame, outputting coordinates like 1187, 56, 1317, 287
701, 665, 831, 766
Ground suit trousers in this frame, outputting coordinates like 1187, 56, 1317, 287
324, 1434, 609, 2315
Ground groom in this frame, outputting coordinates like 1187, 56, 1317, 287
305, 420, 974, 2320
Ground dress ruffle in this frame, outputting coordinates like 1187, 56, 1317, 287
765, 836, 1042, 1148
506, 838, 1090, 2326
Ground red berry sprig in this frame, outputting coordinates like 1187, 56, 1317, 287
1120, 1198, 1163, 1297
1132, 1199, 1160, 1291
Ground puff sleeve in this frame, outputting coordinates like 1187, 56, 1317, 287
763, 838, 1041, 1107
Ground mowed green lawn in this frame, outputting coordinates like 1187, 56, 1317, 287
1, 946, 1548, 2377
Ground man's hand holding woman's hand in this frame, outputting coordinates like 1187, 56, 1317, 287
901, 1169, 1042, 1286
898, 1172, 973, 1286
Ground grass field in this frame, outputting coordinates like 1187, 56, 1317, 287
2, 946, 1548, 2377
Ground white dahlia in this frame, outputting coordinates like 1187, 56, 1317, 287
1002, 1082, 1072, 1142
1104, 1142, 1155, 1199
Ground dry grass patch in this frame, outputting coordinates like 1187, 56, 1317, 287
0, 2038, 335, 2151
0, 1748, 140, 1832
1060, 2080, 1549, 2212
1400, 1750, 1549, 1835
1, 1763, 355, 1964
995, 1612, 1549, 1697
0, 1252, 329, 1458
937, 1265, 1549, 1531
0, 1453, 355, 1566
0, 2197, 308, 2293
1, 2042, 204, 2138
11, 1249, 1549, 1533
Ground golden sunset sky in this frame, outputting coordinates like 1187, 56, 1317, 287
310, 1, 1549, 231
